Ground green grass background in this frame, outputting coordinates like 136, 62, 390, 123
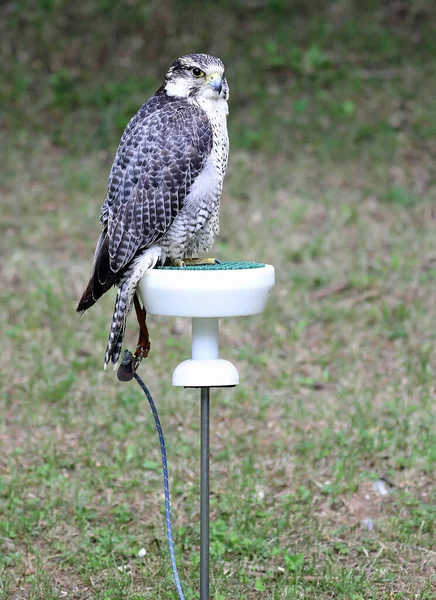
1, 1, 435, 598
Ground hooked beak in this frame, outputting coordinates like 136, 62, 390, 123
207, 72, 223, 95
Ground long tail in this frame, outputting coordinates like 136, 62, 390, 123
104, 246, 162, 368
104, 281, 132, 367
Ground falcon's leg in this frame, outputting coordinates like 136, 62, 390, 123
116, 294, 150, 382
169, 257, 221, 268
133, 293, 151, 364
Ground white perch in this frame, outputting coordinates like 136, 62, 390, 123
138, 264, 275, 387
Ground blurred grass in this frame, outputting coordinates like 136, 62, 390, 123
2, 0, 436, 162
1, 1, 436, 598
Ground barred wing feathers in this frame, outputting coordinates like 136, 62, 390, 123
77, 94, 213, 313
105, 97, 213, 273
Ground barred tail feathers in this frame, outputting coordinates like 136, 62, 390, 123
103, 246, 162, 369
104, 282, 132, 368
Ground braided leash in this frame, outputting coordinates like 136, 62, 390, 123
118, 350, 185, 600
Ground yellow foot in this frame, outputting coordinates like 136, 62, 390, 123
170, 258, 220, 268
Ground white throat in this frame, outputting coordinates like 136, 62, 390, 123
195, 95, 229, 120
195, 95, 229, 178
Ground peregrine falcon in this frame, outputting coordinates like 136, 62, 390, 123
77, 54, 230, 368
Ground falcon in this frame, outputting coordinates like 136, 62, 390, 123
77, 54, 230, 370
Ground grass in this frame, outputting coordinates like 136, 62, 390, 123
1, 2, 436, 598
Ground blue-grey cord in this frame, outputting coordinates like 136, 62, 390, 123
133, 372, 185, 600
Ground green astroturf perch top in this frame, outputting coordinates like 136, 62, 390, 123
158, 261, 265, 271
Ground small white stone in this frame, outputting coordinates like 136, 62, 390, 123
361, 517, 374, 531
138, 547, 147, 558
372, 480, 389, 496
117, 564, 130, 572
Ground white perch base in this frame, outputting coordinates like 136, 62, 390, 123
172, 316, 238, 387
173, 358, 239, 388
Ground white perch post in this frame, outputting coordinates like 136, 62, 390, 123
192, 318, 218, 360
138, 263, 275, 599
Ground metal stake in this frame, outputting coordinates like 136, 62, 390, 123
200, 386, 210, 600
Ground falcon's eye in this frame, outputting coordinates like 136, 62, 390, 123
191, 67, 204, 78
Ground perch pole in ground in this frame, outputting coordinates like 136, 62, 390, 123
138, 262, 275, 599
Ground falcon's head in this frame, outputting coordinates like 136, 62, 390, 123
163, 53, 229, 102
